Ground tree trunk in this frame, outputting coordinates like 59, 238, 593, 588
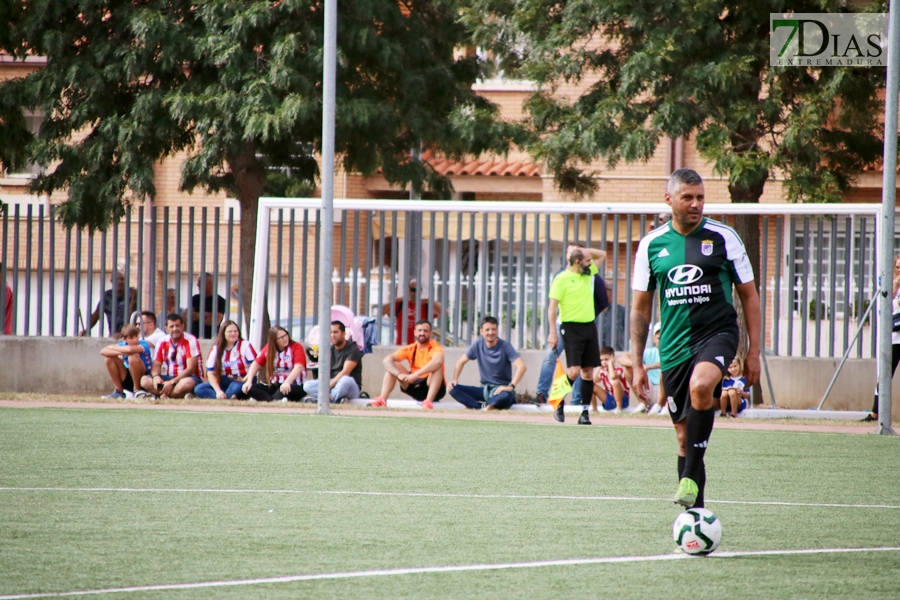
728, 170, 767, 405
229, 142, 269, 348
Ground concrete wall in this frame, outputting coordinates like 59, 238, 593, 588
0, 337, 895, 419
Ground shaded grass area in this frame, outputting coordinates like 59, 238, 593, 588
1, 407, 899, 598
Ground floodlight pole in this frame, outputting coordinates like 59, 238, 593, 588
876, 2, 900, 434
315, 0, 338, 416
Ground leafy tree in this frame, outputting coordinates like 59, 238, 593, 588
0, 0, 520, 328
465, 0, 886, 267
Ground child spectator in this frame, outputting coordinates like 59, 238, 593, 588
720, 357, 749, 417
99, 324, 152, 399
241, 326, 307, 401
194, 320, 257, 399
593, 346, 635, 414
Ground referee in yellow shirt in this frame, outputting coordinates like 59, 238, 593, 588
547, 245, 607, 424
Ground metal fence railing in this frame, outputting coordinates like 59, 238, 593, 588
1, 198, 894, 360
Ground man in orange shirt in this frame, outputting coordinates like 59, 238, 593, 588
368, 319, 445, 410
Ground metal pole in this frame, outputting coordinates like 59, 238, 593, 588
877, 3, 899, 434
818, 287, 881, 410
316, 0, 337, 415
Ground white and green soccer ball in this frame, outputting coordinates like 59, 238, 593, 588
672, 508, 722, 555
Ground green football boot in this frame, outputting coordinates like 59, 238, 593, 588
673, 477, 698, 508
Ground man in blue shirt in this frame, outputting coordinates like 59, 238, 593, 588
448, 316, 526, 410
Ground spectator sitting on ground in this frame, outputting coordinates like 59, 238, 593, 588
618, 323, 663, 413
138, 313, 203, 399
241, 326, 307, 402
80, 270, 137, 338
194, 320, 257, 399
368, 319, 445, 409
139, 311, 167, 352
448, 316, 526, 411
593, 346, 643, 414
381, 278, 443, 345
720, 357, 749, 418
158, 288, 184, 327
303, 321, 363, 404
189, 273, 226, 339
99, 324, 153, 399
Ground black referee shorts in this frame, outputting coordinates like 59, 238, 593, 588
560, 321, 601, 369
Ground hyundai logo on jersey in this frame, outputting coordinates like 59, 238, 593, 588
667, 264, 704, 285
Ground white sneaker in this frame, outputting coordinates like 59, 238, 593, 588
613, 407, 622, 414
648, 403, 661, 415
633, 402, 648, 414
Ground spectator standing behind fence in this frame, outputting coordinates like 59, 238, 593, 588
242, 326, 308, 402
137, 313, 203, 399
368, 320, 445, 409
158, 288, 185, 328
448, 316, 526, 411
381, 278, 442, 345
865, 253, 900, 422
547, 245, 607, 425
80, 270, 136, 338
189, 273, 226, 339
2, 263, 12, 335
194, 320, 257, 400
303, 321, 363, 403
99, 324, 152, 399
139, 311, 166, 352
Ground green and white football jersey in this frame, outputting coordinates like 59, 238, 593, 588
632, 217, 754, 369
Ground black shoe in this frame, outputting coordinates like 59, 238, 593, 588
554, 401, 565, 423
577, 410, 591, 425
534, 392, 547, 405
862, 413, 877, 422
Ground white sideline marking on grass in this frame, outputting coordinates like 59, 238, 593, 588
2, 487, 900, 510
1, 546, 898, 599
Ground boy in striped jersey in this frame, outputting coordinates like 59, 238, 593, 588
630, 169, 760, 509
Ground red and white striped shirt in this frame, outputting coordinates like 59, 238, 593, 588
154, 333, 202, 378
206, 340, 258, 379
254, 341, 306, 385
597, 365, 630, 396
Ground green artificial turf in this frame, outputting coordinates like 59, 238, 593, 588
1, 407, 898, 599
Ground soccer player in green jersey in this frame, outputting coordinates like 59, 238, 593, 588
630, 168, 761, 508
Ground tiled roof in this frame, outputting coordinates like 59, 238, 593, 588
422, 149, 541, 177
